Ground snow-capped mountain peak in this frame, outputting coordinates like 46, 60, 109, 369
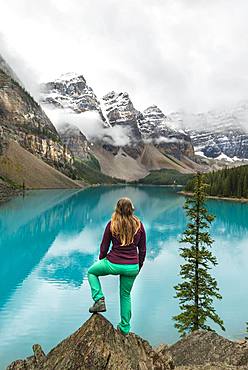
40, 72, 105, 120
53, 72, 87, 84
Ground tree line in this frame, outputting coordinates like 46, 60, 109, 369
185, 165, 248, 198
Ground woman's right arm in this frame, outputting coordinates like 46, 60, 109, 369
137, 222, 146, 270
99, 221, 111, 260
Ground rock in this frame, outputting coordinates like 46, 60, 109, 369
102, 91, 142, 143
171, 104, 248, 160
58, 122, 92, 161
0, 54, 21, 84
6, 345, 45, 370
7, 316, 248, 370
0, 56, 74, 177
168, 330, 248, 368
40, 72, 106, 122
32, 344, 46, 364
7, 314, 174, 370
175, 365, 248, 369
138, 105, 195, 160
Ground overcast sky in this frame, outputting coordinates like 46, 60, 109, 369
1, 0, 248, 114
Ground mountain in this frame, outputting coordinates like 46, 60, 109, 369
0, 139, 81, 189
58, 122, 92, 161
40, 75, 199, 180
102, 91, 142, 142
167, 104, 248, 161
40, 73, 106, 122
0, 54, 21, 84
40, 74, 195, 160
0, 66, 74, 174
7, 314, 248, 370
138, 105, 195, 160
0, 54, 83, 189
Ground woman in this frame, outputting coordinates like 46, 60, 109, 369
87, 197, 146, 335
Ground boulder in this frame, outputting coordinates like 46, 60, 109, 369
168, 330, 248, 368
7, 314, 174, 370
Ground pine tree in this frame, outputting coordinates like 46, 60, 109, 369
173, 172, 225, 336
243, 175, 248, 198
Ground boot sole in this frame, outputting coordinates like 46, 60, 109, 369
89, 308, 107, 313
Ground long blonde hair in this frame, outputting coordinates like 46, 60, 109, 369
110, 197, 141, 246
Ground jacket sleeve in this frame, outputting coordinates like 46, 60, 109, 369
137, 222, 146, 270
99, 221, 112, 260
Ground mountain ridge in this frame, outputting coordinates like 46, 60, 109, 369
40, 74, 201, 181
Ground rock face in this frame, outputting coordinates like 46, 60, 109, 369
169, 104, 248, 160
7, 314, 174, 370
58, 123, 92, 161
40, 73, 112, 159
0, 139, 80, 189
40, 78, 195, 162
7, 315, 248, 370
189, 123, 248, 159
167, 330, 248, 368
101, 91, 145, 159
138, 105, 195, 160
0, 63, 74, 178
40, 72, 106, 121
102, 91, 142, 143
0, 54, 21, 84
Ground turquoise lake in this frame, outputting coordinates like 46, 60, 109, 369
0, 185, 248, 368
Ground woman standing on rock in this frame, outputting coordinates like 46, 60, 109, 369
87, 197, 146, 335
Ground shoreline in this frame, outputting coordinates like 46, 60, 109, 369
0, 182, 184, 205
0, 182, 23, 204
178, 191, 248, 203
2, 185, 248, 205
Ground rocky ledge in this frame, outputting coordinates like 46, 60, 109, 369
7, 314, 248, 370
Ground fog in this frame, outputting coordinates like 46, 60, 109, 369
1, 0, 248, 116
44, 107, 132, 146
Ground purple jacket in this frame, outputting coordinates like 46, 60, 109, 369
99, 220, 146, 269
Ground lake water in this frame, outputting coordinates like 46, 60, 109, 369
0, 185, 248, 368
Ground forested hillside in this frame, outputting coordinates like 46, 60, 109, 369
185, 165, 248, 198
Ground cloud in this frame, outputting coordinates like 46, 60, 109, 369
1, 0, 248, 118
0, 33, 40, 99
43, 107, 131, 146
154, 137, 185, 144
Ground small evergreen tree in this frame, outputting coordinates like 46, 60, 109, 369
173, 172, 225, 336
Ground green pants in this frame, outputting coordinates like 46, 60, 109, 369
87, 257, 139, 334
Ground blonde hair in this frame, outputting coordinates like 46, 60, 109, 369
110, 197, 141, 246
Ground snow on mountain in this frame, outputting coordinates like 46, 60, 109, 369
101, 91, 142, 143
166, 103, 248, 160
40, 73, 106, 123
137, 105, 195, 159
138, 105, 188, 140
39, 74, 195, 160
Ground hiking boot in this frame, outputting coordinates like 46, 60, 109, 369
89, 297, 106, 313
